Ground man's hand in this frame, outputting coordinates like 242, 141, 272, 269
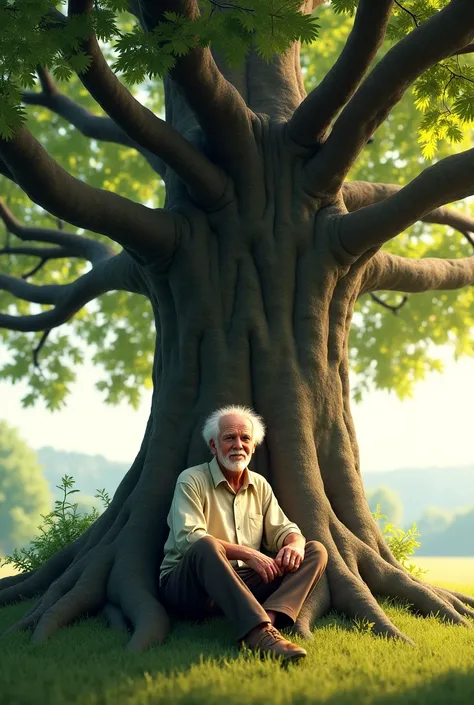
275, 537, 305, 574
243, 548, 283, 584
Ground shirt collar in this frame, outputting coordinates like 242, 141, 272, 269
208, 456, 254, 490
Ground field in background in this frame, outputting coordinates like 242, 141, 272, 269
414, 557, 474, 585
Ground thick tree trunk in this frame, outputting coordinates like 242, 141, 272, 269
2, 6, 474, 650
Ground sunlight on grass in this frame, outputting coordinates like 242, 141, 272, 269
0, 582, 473, 705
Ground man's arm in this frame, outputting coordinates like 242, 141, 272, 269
215, 539, 282, 584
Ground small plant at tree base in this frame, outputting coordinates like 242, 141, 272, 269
372, 505, 427, 578
353, 616, 376, 634
1, 475, 110, 573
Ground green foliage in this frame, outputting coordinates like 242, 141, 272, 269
0, 0, 319, 136
372, 504, 426, 577
0, 420, 51, 554
1, 474, 110, 572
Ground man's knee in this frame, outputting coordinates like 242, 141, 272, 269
188, 535, 226, 559
304, 540, 328, 566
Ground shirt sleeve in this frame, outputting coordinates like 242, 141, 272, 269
261, 481, 304, 553
168, 480, 211, 556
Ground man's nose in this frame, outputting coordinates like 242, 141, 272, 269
233, 437, 243, 449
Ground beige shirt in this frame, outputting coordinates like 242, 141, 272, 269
160, 457, 303, 582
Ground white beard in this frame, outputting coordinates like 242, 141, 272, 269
216, 447, 249, 473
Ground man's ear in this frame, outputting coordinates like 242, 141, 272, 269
209, 439, 217, 455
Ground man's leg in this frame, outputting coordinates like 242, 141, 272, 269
237, 541, 328, 629
160, 535, 271, 640
160, 536, 312, 661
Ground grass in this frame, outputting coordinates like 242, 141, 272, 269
0, 559, 473, 704
0, 580, 473, 705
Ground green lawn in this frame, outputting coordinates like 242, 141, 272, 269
0, 579, 473, 705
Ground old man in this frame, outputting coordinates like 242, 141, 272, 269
160, 405, 328, 662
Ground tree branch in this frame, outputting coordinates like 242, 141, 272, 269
0, 158, 15, 183
0, 251, 144, 332
0, 198, 114, 263
338, 149, 474, 258
361, 250, 474, 294
0, 246, 71, 260
33, 329, 52, 368
0, 126, 182, 258
369, 292, 408, 314
67, 0, 226, 206
288, 0, 394, 147
137, 0, 259, 181
0, 274, 62, 304
452, 41, 474, 55
306, 0, 474, 195
22, 68, 166, 178
342, 180, 474, 236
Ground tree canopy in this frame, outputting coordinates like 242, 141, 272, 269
0, 0, 473, 410
0, 420, 51, 554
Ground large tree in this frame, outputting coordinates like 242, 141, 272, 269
1, 0, 474, 650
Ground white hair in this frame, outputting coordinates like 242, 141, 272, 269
202, 405, 266, 448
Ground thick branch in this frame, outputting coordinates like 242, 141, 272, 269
22, 69, 166, 178
307, 0, 474, 195
452, 41, 474, 55
361, 250, 474, 294
0, 251, 145, 331
0, 127, 181, 258
67, 1, 225, 206
0, 158, 15, 183
138, 0, 258, 180
0, 246, 70, 260
0, 198, 114, 263
288, 1, 394, 147
0, 274, 62, 304
338, 149, 474, 257
343, 180, 474, 235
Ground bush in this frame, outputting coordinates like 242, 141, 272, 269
1, 475, 110, 573
372, 504, 426, 578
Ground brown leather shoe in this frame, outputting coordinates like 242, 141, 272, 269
244, 625, 307, 662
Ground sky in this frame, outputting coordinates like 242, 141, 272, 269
1, 348, 473, 474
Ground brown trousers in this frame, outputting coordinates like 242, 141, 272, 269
159, 535, 328, 641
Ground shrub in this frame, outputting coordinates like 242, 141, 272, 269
372, 504, 426, 578
1, 475, 110, 573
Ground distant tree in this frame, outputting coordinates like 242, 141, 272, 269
0, 421, 51, 554
419, 506, 474, 556
367, 486, 404, 527
417, 506, 453, 538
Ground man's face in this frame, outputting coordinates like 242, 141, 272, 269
210, 414, 256, 472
